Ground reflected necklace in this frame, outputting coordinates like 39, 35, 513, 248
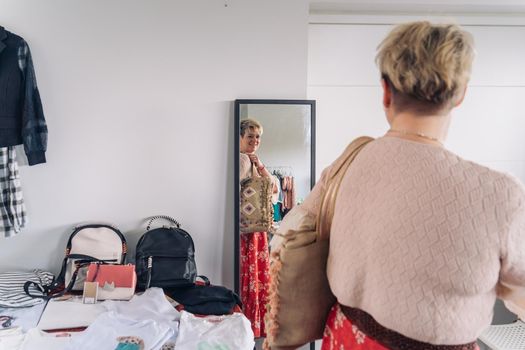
388, 128, 443, 146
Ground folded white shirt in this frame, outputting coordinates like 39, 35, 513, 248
103, 288, 179, 346
20, 328, 75, 350
175, 311, 255, 350
65, 311, 173, 350
103, 287, 180, 326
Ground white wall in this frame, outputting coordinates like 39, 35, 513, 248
0, 0, 309, 290
308, 23, 525, 183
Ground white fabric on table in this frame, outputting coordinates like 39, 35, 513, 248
175, 311, 254, 350
0, 327, 25, 350
103, 287, 180, 325
20, 328, 74, 350
104, 287, 179, 345
37, 297, 106, 330
0, 302, 46, 332
64, 311, 173, 350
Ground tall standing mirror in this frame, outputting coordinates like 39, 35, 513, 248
234, 99, 315, 342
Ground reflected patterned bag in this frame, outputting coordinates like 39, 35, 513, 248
240, 164, 273, 233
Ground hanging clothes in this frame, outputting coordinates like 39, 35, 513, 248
0, 147, 27, 238
0, 26, 48, 165
270, 170, 296, 220
272, 203, 282, 222
0, 27, 47, 237
271, 174, 283, 222
281, 175, 296, 215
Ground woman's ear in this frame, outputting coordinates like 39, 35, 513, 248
454, 86, 468, 107
382, 78, 392, 110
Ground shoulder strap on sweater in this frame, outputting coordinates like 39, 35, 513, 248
317, 136, 374, 240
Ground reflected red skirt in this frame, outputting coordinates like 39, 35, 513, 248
321, 304, 480, 350
240, 231, 270, 338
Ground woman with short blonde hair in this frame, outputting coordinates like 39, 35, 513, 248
272, 21, 525, 349
240, 118, 263, 138
376, 21, 475, 113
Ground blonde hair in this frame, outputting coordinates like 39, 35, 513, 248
240, 118, 263, 136
376, 21, 475, 111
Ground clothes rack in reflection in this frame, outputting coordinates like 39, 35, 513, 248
267, 166, 296, 222
266, 166, 294, 177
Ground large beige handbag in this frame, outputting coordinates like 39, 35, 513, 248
264, 136, 374, 350
240, 164, 274, 233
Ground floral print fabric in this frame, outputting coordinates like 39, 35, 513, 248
240, 231, 270, 338
322, 304, 389, 350
322, 304, 480, 350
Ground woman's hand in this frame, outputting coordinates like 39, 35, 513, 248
248, 153, 272, 178
248, 154, 264, 170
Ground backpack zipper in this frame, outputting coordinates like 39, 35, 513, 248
146, 256, 153, 289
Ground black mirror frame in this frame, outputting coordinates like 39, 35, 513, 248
234, 98, 316, 294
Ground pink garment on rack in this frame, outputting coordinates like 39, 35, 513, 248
282, 176, 296, 210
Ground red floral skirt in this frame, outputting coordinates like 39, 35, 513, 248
240, 231, 270, 338
322, 304, 389, 350
321, 304, 480, 350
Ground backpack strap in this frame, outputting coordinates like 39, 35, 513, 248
197, 275, 210, 286
24, 254, 115, 300
146, 215, 181, 230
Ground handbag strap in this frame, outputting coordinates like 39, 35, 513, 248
250, 163, 260, 178
24, 255, 114, 300
317, 136, 374, 240
24, 262, 84, 300
146, 215, 181, 230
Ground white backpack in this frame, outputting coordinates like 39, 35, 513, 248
25, 224, 127, 299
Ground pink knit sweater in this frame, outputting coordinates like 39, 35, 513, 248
280, 136, 525, 344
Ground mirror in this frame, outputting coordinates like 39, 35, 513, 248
234, 99, 315, 340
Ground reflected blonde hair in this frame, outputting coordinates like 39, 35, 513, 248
376, 21, 475, 112
240, 118, 263, 136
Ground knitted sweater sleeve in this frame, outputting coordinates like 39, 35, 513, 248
498, 194, 525, 319
239, 153, 251, 181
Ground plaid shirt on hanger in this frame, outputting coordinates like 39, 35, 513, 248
0, 147, 27, 238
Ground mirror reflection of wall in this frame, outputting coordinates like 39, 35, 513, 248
241, 104, 311, 206
234, 100, 315, 343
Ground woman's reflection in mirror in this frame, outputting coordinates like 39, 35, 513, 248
239, 118, 274, 339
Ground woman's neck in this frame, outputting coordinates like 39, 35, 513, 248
386, 111, 451, 147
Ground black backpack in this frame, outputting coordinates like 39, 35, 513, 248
136, 216, 201, 290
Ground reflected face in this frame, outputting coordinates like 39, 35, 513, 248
240, 128, 261, 154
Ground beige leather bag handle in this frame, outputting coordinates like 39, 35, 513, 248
317, 136, 374, 240
250, 163, 261, 178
